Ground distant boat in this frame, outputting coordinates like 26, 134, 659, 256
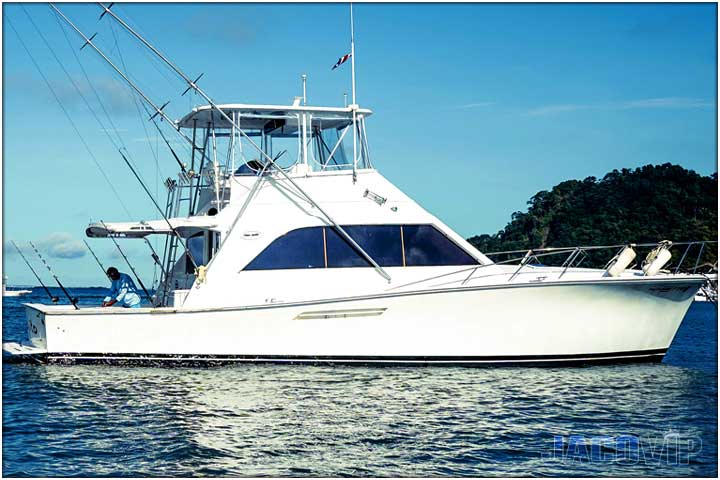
2, 276, 32, 297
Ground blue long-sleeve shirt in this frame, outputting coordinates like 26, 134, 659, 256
104, 273, 142, 307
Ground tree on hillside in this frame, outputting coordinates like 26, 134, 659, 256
468, 163, 718, 269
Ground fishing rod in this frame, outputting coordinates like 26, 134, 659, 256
27, 241, 78, 309
99, 220, 153, 303
143, 237, 163, 268
49, 5, 200, 271
10, 241, 59, 303
83, 239, 107, 277
96, 2, 391, 282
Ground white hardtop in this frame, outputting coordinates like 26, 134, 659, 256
86, 216, 219, 238
177, 103, 373, 130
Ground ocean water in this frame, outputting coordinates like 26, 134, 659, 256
2, 288, 717, 477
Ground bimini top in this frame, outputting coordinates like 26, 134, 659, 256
176, 103, 373, 130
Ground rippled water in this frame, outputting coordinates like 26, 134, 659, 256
3, 289, 717, 476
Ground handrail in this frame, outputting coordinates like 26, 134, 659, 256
390, 240, 717, 292
484, 240, 717, 256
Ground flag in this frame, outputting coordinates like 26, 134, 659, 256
332, 53, 352, 70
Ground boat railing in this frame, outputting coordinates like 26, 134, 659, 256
488, 240, 717, 281
389, 240, 717, 292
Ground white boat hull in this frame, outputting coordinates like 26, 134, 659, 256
7, 277, 700, 366
2, 289, 32, 297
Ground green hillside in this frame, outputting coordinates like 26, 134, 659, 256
468, 163, 718, 269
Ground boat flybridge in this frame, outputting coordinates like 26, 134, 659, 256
3, 100, 712, 366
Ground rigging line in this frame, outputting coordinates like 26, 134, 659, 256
6, 14, 133, 220
23, 5, 119, 150
34, 6, 154, 214
109, 19, 159, 165
117, 149, 199, 270
100, 1, 391, 282
31, 5, 152, 194
113, 3, 184, 91
111, 12, 193, 166
50, 5, 202, 174
107, 21, 166, 194
52, 7, 127, 151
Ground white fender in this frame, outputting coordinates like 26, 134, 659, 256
643, 241, 673, 276
607, 245, 637, 277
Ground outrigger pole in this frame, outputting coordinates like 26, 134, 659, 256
96, 2, 392, 283
10, 241, 59, 303
27, 242, 78, 309
49, 4, 200, 272
48, 4, 205, 176
83, 239, 107, 276
99, 221, 153, 303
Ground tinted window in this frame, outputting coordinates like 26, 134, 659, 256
345, 225, 403, 267
245, 227, 324, 270
244, 224, 478, 270
326, 227, 370, 267
403, 225, 478, 266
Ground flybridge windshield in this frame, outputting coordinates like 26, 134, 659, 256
176, 104, 373, 174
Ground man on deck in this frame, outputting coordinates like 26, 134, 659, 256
102, 267, 141, 308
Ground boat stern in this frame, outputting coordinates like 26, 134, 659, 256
25, 303, 49, 349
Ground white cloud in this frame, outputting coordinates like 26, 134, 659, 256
36, 232, 86, 260
455, 102, 496, 109
620, 97, 713, 109
525, 97, 714, 116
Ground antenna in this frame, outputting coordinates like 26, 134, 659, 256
344, 93, 348, 108
301, 74, 307, 105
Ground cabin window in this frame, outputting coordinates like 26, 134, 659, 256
243, 224, 477, 271
244, 227, 325, 270
402, 225, 478, 266
327, 225, 403, 267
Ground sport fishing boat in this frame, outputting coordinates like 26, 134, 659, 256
2, 4, 713, 366
2, 276, 32, 298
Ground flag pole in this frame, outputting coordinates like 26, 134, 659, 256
350, 2, 358, 183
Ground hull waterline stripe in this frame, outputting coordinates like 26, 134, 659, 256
40, 348, 668, 365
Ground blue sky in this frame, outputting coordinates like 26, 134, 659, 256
2, 2, 717, 287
